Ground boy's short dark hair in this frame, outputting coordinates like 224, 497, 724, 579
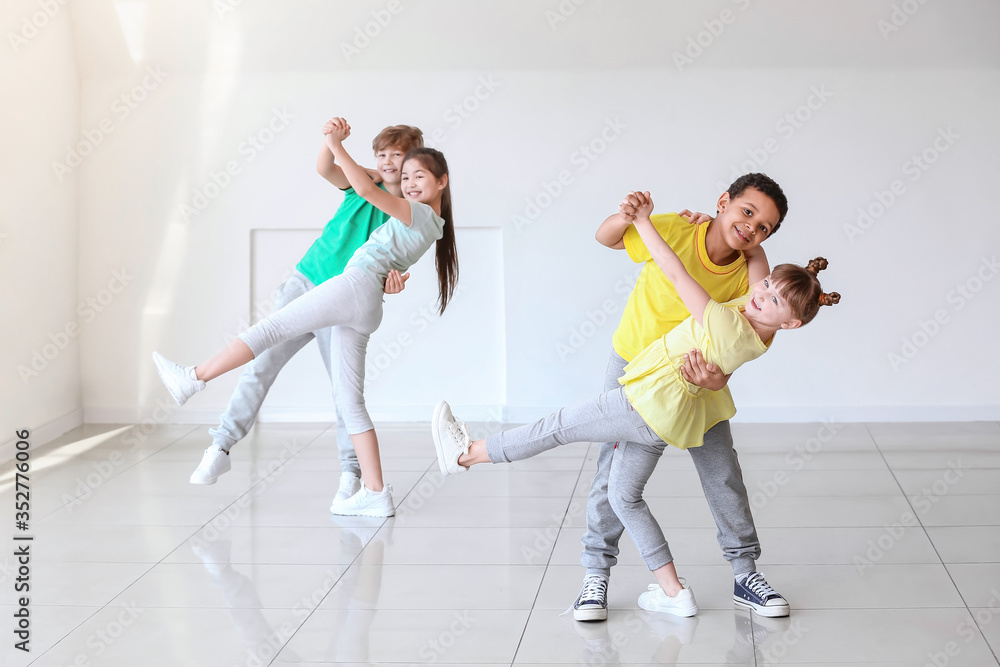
727, 172, 788, 234
372, 125, 424, 154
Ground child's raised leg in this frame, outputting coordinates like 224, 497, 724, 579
431, 388, 649, 476
458, 440, 489, 468
196, 339, 255, 382
153, 269, 375, 406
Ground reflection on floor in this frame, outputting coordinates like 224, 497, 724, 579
1, 420, 999, 665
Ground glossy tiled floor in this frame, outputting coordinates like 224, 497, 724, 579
1, 420, 999, 666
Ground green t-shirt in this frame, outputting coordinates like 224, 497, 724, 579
296, 184, 390, 286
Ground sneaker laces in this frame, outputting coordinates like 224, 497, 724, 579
580, 576, 608, 603
744, 572, 777, 599
447, 419, 471, 453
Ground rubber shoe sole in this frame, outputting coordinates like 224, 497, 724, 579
573, 606, 608, 622
733, 595, 790, 617
332, 505, 395, 518
431, 400, 460, 475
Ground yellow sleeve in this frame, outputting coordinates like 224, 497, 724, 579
702, 301, 744, 370
703, 300, 739, 335
703, 301, 762, 375
623, 214, 678, 264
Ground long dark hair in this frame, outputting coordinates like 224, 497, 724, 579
404, 147, 458, 314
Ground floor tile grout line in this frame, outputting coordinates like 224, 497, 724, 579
170, 423, 350, 667
23, 606, 105, 666
29, 424, 203, 524
505, 441, 596, 666
263, 456, 438, 665
34, 423, 335, 667
865, 422, 999, 664
19, 424, 211, 666
24, 558, 168, 666
153, 423, 335, 567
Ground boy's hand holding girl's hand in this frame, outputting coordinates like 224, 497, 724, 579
631, 191, 654, 218
323, 117, 351, 146
618, 192, 712, 225
619, 190, 654, 221
323, 118, 380, 182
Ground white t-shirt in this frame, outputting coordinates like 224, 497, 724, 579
346, 200, 445, 277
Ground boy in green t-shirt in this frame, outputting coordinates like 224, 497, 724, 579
574, 174, 793, 620
188, 121, 423, 515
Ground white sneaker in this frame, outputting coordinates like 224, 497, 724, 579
332, 483, 395, 518
431, 400, 471, 476
190, 445, 233, 484
329, 472, 361, 512
152, 352, 205, 406
638, 583, 699, 617
190, 446, 231, 485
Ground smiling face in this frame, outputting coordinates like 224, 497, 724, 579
374, 144, 407, 185
716, 187, 781, 252
744, 275, 802, 331
401, 156, 447, 205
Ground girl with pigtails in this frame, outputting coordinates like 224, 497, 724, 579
431, 189, 839, 618
152, 117, 458, 518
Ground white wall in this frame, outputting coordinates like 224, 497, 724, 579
0, 0, 81, 451
5, 0, 998, 434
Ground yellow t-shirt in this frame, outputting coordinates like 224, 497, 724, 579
612, 214, 750, 362
620, 295, 769, 450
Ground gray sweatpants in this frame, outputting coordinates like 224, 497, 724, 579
580, 350, 761, 578
486, 387, 677, 571
239, 266, 383, 436
210, 271, 359, 476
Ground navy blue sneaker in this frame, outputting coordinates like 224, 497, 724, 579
733, 572, 789, 617
573, 575, 609, 621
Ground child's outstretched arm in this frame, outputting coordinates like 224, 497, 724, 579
595, 212, 628, 249
595, 192, 649, 248
629, 191, 712, 327
317, 119, 351, 189
324, 118, 412, 224
318, 120, 383, 189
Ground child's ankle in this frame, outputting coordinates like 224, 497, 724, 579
661, 581, 684, 597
